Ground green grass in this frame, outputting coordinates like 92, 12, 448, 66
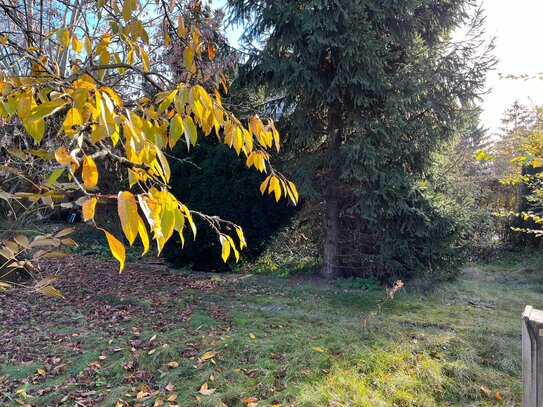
1, 251, 540, 406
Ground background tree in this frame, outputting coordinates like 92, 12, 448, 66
478, 102, 543, 245
0, 0, 297, 295
228, 0, 496, 280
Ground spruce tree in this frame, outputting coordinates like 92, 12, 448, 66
228, 0, 495, 280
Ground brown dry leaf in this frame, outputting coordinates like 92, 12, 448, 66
245, 369, 258, 378
480, 386, 492, 397
417, 353, 423, 362
243, 397, 258, 404
199, 382, 216, 396
495, 391, 504, 400
165, 383, 175, 392
99, 355, 107, 360
167, 361, 179, 368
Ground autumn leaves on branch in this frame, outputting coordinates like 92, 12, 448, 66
0, 0, 297, 287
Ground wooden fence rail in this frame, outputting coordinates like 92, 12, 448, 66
523, 305, 543, 406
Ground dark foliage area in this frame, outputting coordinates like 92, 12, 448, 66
162, 138, 296, 271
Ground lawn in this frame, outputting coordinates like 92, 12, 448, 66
0, 251, 539, 406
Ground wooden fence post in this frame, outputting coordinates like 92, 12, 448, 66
523, 305, 543, 406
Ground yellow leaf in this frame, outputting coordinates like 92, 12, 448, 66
56, 28, 70, 47
0, 281, 11, 290
23, 117, 45, 144
235, 226, 247, 249
37, 368, 46, 376
83, 36, 92, 55
17, 91, 33, 119
269, 176, 281, 202
225, 234, 239, 262
63, 108, 83, 136
55, 146, 76, 166
249, 333, 256, 340
29, 100, 67, 121
220, 236, 230, 262
167, 361, 179, 368
82, 156, 98, 188
260, 176, 271, 195
181, 203, 197, 239
287, 181, 299, 205
184, 116, 198, 148
82, 197, 97, 221
72, 35, 82, 53
184, 47, 194, 69
148, 348, 156, 355
495, 391, 503, 401
200, 351, 215, 360
155, 148, 171, 183
312, 347, 325, 353
169, 114, 184, 149
118, 191, 139, 245
138, 217, 150, 255
101, 86, 123, 108
141, 47, 150, 72
102, 229, 126, 273
157, 89, 177, 115
272, 126, 280, 152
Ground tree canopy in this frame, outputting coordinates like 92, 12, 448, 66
0, 0, 297, 295
228, 0, 496, 280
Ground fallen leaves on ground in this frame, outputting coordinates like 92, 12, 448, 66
0, 255, 230, 405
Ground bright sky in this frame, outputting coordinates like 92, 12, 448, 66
480, 0, 543, 135
212, 0, 543, 135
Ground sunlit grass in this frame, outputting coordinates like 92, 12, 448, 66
1, 251, 539, 406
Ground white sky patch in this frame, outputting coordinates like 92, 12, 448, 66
211, 0, 543, 135
479, 0, 543, 135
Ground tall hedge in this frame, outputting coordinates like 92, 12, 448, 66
162, 137, 295, 271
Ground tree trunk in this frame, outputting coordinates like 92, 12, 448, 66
322, 191, 340, 279
321, 109, 342, 280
